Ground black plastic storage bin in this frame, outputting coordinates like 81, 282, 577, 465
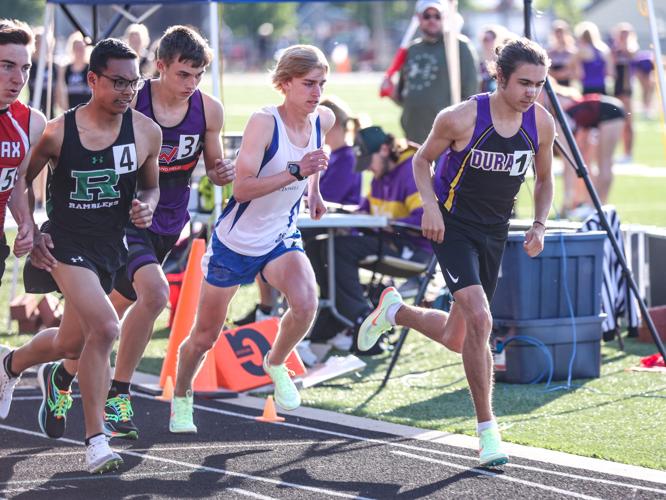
492, 315, 604, 383
490, 231, 606, 320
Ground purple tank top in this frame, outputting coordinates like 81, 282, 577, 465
435, 93, 539, 226
135, 80, 206, 235
582, 48, 606, 90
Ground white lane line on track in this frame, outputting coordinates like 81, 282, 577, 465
411, 447, 666, 495
1, 440, 349, 459
391, 451, 603, 500
228, 488, 277, 500
0, 470, 195, 487
0, 423, 374, 500
148, 396, 666, 492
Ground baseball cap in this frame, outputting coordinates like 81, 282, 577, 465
354, 126, 389, 171
415, 0, 445, 14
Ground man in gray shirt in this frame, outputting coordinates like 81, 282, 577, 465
388, 0, 480, 144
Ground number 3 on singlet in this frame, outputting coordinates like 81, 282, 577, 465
510, 150, 533, 177
112, 144, 138, 174
177, 135, 199, 160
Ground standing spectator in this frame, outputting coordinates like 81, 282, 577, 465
611, 23, 638, 162
573, 21, 611, 95
124, 23, 152, 75
633, 49, 656, 119
56, 32, 91, 111
27, 26, 55, 118
479, 25, 509, 93
387, 0, 479, 144
547, 20, 577, 87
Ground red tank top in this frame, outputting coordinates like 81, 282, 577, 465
0, 101, 30, 231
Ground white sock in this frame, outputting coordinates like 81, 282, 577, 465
386, 301, 403, 326
477, 419, 497, 435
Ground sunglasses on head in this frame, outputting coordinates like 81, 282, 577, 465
422, 12, 441, 21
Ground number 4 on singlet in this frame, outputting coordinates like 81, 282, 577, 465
112, 144, 138, 175
510, 150, 533, 177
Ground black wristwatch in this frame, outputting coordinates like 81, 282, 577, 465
287, 162, 306, 181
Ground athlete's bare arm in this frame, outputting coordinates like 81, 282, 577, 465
523, 103, 555, 258
233, 111, 327, 203
24, 116, 66, 271
306, 105, 335, 220
131, 111, 161, 228
413, 100, 477, 243
202, 94, 235, 187
8, 109, 46, 257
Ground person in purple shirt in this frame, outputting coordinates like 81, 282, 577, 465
306, 125, 431, 352
52, 26, 235, 441
318, 96, 361, 206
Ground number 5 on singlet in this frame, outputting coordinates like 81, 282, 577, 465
0, 167, 18, 192
510, 150, 533, 177
112, 144, 138, 174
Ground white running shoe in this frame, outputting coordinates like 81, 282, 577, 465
86, 434, 123, 474
0, 347, 20, 419
296, 340, 318, 367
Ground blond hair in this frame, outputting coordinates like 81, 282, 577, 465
271, 45, 329, 93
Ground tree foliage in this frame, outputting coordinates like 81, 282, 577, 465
221, 3, 297, 37
3, 0, 45, 26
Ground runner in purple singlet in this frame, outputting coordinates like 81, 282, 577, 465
357, 38, 555, 468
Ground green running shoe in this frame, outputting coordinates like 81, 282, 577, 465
263, 353, 300, 411
479, 427, 509, 467
38, 362, 73, 439
357, 287, 402, 352
169, 390, 197, 434
104, 394, 139, 440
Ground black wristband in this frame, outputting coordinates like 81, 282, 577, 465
533, 220, 546, 228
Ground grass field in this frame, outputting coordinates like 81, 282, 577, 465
1, 73, 665, 471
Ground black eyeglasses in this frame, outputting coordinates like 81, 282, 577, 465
98, 74, 144, 92
422, 12, 441, 21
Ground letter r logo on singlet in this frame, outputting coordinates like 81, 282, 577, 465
70, 169, 120, 201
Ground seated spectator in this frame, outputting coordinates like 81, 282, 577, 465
318, 96, 362, 206
306, 126, 432, 354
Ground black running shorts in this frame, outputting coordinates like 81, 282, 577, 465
24, 222, 127, 295
431, 209, 508, 301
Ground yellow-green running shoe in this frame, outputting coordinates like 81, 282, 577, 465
263, 353, 300, 411
169, 390, 197, 434
357, 287, 402, 352
478, 427, 509, 467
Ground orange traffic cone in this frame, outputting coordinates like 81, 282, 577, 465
156, 375, 174, 401
160, 238, 206, 387
192, 350, 219, 392
255, 396, 285, 423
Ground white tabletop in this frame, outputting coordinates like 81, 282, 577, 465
297, 213, 388, 229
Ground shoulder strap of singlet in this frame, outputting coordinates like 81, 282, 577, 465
63, 106, 83, 150
118, 107, 135, 143
470, 93, 493, 140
